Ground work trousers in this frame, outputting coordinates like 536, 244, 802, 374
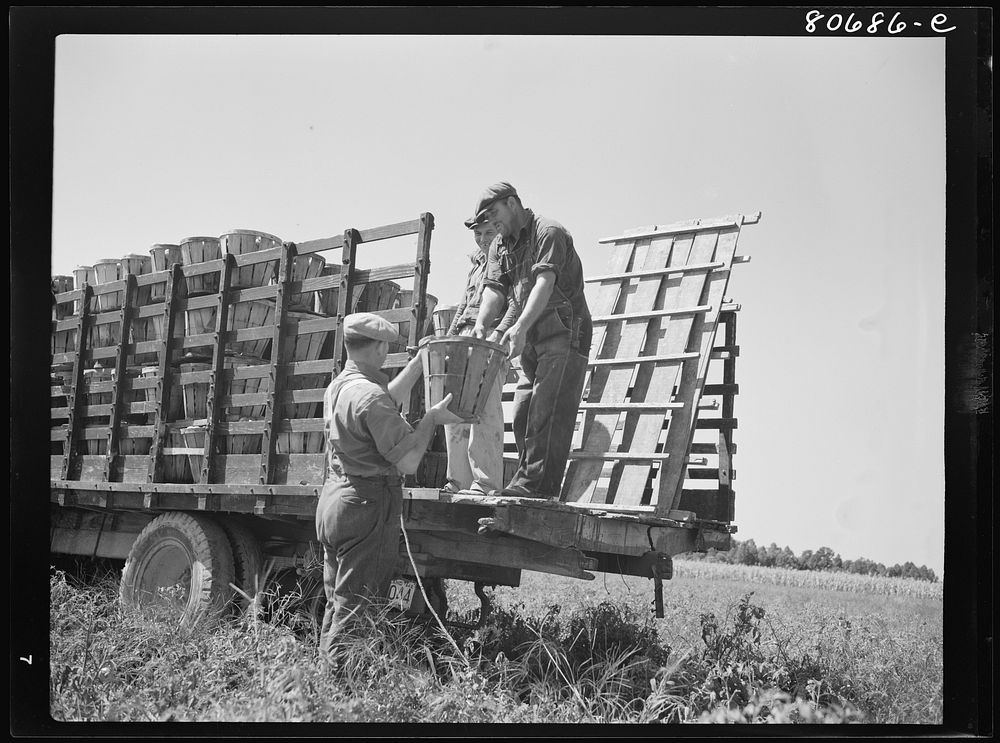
508, 331, 589, 498
444, 327, 505, 494
315, 472, 402, 654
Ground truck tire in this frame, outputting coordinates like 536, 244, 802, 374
220, 521, 265, 612
119, 512, 236, 623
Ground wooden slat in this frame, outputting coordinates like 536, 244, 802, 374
52, 316, 83, 333
597, 212, 760, 244
259, 242, 293, 485
585, 260, 725, 284
656, 227, 742, 515
573, 235, 679, 503
577, 402, 683, 410
197, 253, 235, 484
358, 218, 423, 244
695, 418, 738, 430
567, 452, 671, 462
619, 228, 738, 506
231, 247, 283, 268
181, 259, 225, 279
59, 284, 93, 480
587, 352, 699, 367
717, 312, 737, 507
228, 285, 279, 304
560, 238, 637, 502
294, 235, 345, 255
354, 264, 417, 285
610, 231, 712, 505
147, 264, 182, 483
103, 274, 141, 482
332, 229, 358, 374
591, 305, 711, 323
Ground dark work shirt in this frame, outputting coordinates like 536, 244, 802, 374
483, 209, 590, 335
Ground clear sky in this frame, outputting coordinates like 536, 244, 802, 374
51, 34, 946, 576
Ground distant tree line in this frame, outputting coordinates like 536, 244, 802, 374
682, 538, 939, 583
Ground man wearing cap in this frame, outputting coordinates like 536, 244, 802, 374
471, 182, 592, 500
317, 312, 462, 655
439, 214, 506, 496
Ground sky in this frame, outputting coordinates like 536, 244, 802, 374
50, 33, 946, 577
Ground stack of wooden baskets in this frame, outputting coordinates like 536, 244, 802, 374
51, 230, 335, 483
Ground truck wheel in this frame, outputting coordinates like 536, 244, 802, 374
220, 521, 264, 612
119, 512, 235, 623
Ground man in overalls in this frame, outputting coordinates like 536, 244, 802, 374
317, 312, 461, 654
471, 182, 592, 500
441, 212, 506, 496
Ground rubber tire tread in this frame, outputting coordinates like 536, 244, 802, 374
119, 511, 236, 621
220, 520, 264, 610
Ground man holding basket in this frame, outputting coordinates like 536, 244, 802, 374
471, 182, 592, 500
439, 212, 508, 496
317, 313, 462, 654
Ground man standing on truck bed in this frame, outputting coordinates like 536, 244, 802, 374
440, 211, 507, 496
472, 182, 592, 500
317, 312, 462, 655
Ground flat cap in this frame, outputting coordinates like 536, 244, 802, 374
343, 312, 401, 342
463, 213, 488, 229
472, 181, 518, 223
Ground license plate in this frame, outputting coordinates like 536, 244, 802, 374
387, 578, 416, 611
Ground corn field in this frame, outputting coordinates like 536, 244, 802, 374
672, 559, 943, 600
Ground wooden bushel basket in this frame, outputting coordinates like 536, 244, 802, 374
118, 366, 148, 425
91, 315, 122, 350
221, 229, 282, 289
130, 313, 163, 366
162, 429, 192, 483
73, 265, 96, 314
79, 367, 113, 454
120, 254, 153, 306
51, 373, 68, 455
181, 425, 208, 482
424, 293, 439, 337
179, 236, 222, 295
354, 280, 400, 313
314, 265, 340, 315
276, 373, 326, 454
288, 253, 326, 311
92, 258, 123, 312
390, 292, 438, 353
421, 336, 508, 423
50, 373, 68, 423
119, 434, 152, 456
141, 366, 184, 422
149, 244, 182, 301
432, 305, 458, 337
178, 360, 212, 421
52, 276, 74, 320
276, 311, 329, 454
184, 304, 218, 359
52, 325, 77, 357
223, 354, 270, 455
228, 299, 276, 358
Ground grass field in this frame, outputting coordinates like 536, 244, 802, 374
49, 558, 942, 724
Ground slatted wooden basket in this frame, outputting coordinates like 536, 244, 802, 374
179, 236, 222, 295
421, 336, 508, 423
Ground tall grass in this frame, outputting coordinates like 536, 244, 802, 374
50, 563, 942, 724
